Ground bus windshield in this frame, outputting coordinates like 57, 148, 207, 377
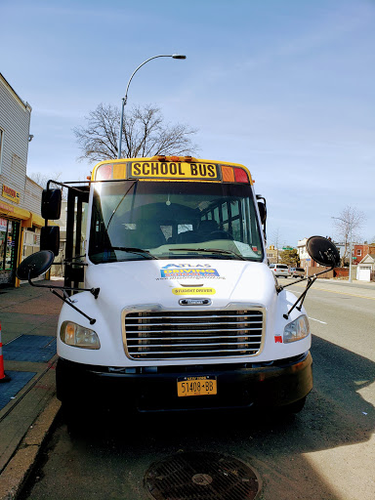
88, 181, 264, 263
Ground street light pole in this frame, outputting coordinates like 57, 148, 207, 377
331, 216, 352, 283
117, 54, 186, 159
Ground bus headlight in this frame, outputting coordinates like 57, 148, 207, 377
283, 315, 310, 343
60, 321, 100, 349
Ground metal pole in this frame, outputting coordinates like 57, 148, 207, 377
331, 216, 353, 282
117, 54, 186, 159
118, 98, 125, 159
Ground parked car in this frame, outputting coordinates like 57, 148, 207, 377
269, 263, 290, 278
290, 267, 305, 278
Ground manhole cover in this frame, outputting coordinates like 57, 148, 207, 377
145, 451, 260, 500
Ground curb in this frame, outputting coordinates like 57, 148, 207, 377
0, 397, 61, 500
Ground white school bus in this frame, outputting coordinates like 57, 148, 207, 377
18, 156, 339, 414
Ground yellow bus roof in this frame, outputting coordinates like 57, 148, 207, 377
91, 156, 253, 185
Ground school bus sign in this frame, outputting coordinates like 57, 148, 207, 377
93, 156, 252, 184
129, 161, 219, 180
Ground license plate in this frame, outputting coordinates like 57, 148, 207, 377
177, 376, 217, 397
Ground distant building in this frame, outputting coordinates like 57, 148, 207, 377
356, 254, 375, 282
297, 238, 313, 270
266, 244, 278, 264
353, 243, 375, 265
0, 73, 44, 287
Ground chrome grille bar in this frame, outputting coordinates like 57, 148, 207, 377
128, 328, 261, 335
124, 309, 264, 360
130, 335, 261, 341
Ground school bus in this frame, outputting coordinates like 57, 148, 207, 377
19, 156, 339, 415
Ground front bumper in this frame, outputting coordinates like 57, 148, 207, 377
56, 352, 313, 412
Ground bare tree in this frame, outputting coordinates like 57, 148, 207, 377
28, 171, 68, 200
28, 171, 62, 188
332, 206, 366, 265
74, 103, 198, 162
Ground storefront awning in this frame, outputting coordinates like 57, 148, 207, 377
23, 212, 46, 227
0, 200, 30, 220
0, 200, 45, 228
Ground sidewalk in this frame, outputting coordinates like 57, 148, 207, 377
0, 280, 62, 500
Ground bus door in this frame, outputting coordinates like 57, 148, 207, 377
65, 185, 89, 290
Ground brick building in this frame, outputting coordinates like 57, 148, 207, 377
352, 243, 375, 264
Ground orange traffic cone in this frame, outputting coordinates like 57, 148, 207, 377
0, 322, 11, 383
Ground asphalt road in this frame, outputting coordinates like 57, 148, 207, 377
20, 280, 375, 500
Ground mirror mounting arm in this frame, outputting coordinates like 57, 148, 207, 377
50, 289, 97, 325
282, 266, 334, 319
26, 270, 99, 324
283, 276, 316, 320
17, 251, 99, 325
273, 236, 339, 319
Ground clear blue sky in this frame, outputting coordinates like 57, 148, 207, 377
1, 0, 374, 246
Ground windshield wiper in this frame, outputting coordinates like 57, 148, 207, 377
111, 247, 158, 260
170, 247, 247, 261
106, 182, 137, 229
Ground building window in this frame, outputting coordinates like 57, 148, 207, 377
357, 249, 362, 257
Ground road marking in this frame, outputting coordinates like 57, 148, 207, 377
287, 289, 328, 324
309, 317, 327, 325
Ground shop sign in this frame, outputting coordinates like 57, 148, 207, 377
2, 184, 21, 204
0, 201, 14, 213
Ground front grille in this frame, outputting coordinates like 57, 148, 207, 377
124, 309, 264, 360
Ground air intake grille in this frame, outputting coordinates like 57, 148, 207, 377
124, 309, 264, 360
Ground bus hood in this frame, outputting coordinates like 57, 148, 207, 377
85, 259, 276, 310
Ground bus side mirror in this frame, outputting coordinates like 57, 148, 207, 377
306, 236, 340, 268
41, 226, 60, 256
41, 188, 62, 220
257, 201, 267, 224
17, 250, 55, 280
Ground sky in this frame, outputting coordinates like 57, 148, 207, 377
1, 0, 374, 247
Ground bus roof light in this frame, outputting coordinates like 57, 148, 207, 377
96, 164, 113, 180
151, 155, 195, 163
221, 166, 235, 182
234, 167, 249, 183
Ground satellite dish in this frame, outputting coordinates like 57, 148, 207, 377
306, 236, 340, 268
17, 250, 55, 280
